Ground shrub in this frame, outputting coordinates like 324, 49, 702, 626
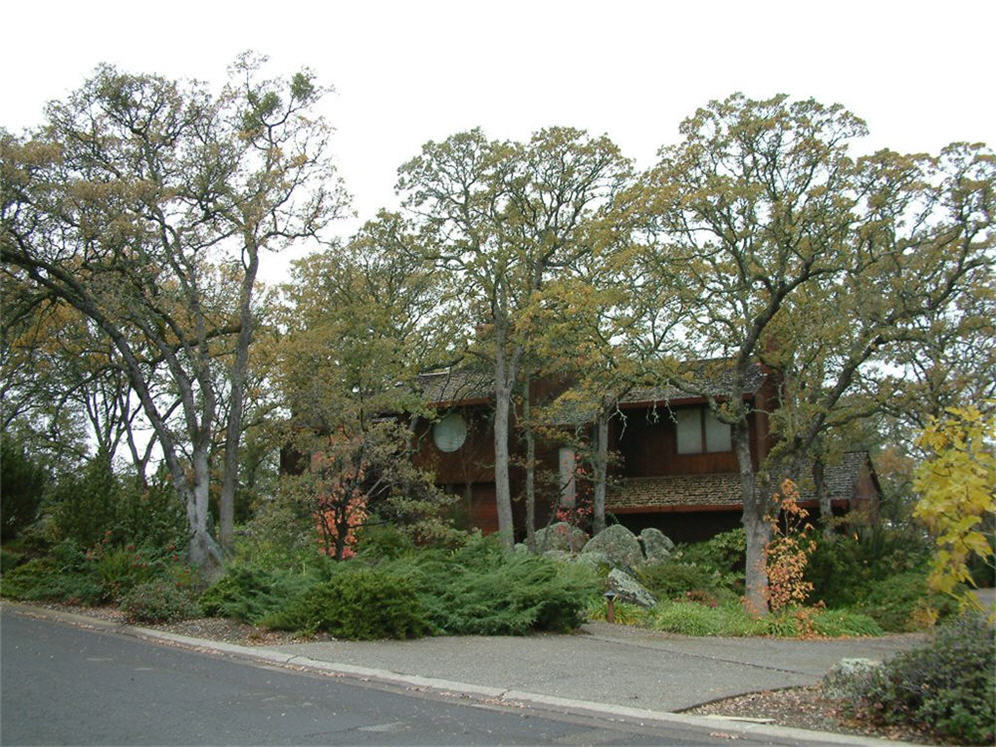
354, 522, 416, 560
805, 528, 931, 609
635, 560, 722, 600
1, 547, 26, 573
585, 599, 649, 626
120, 579, 200, 624
829, 614, 995, 744
679, 528, 746, 575
0, 438, 47, 541
399, 535, 600, 636
648, 600, 765, 637
91, 545, 163, 603
855, 571, 957, 632
47, 458, 186, 553
809, 609, 884, 637
231, 501, 316, 571
0, 556, 100, 604
263, 565, 430, 640
200, 565, 316, 624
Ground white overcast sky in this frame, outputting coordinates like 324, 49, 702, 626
4, 0, 994, 253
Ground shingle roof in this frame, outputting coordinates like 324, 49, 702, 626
607, 452, 873, 512
620, 360, 768, 405
417, 369, 492, 406
423, 359, 769, 424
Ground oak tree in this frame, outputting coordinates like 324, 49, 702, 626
1, 55, 347, 569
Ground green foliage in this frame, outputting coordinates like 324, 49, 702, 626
809, 609, 884, 637
90, 545, 163, 603
120, 580, 200, 624
805, 529, 929, 609
648, 600, 765, 637
0, 437, 47, 541
200, 566, 316, 625
354, 521, 416, 560
399, 534, 600, 636
232, 500, 318, 571
855, 571, 958, 632
645, 600, 885, 638
0, 552, 100, 605
679, 528, 746, 576
635, 560, 724, 600
1, 547, 26, 573
48, 458, 186, 552
829, 614, 995, 744
584, 599, 650, 626
263, 566, 431, 640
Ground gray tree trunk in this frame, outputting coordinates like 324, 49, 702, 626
592, 412, 609, 535
522, 376, 536, 552
492, 328, 517, 549
219, 243, 260, 553
734, 419, 770, 615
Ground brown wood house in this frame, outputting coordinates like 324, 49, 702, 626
413, 362, 881, 543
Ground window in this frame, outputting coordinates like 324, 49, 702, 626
432, 412, 467, 452
675, 407, 731, 454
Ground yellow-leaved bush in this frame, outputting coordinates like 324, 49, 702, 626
913, 403, 995, 611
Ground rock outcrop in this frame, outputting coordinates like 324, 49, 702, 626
607, 568, 658, 608
582, 524, 644, 570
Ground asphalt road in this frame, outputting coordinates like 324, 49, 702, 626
1, 608, 790, 746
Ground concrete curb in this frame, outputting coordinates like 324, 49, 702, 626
3, 602, 913, 746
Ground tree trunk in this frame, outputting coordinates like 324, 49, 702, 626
522, 376, 536, 552
219, 243, 259, 553
492, 331, 517, 549
187, 443, 222, 576
734, 419, 770, 615
591, 411, 609, 535
813, 457, 833, 538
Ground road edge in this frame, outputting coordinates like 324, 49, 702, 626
2, 601, 911, 746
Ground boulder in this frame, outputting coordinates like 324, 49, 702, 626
582, 524, 643, 570
823, 658, 883, 698
535, 522, 588, 553
572, 550, 614, 574
607, 568, 658, 609
639, 528, 675, 563
542, 549, 572, 563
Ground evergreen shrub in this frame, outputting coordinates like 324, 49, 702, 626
856, 571, 957, 632
0, 439, 47, 541
828, 614, 995, 744
120, 579, 200, 624
0, 555, 100, 604
399, 534, 599, 635
635, 560, 722, 600
201, 565, 316, 624
264, 566, 430, 639
809, 608, 884, 637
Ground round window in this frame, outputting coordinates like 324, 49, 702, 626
432, 412, 467, 453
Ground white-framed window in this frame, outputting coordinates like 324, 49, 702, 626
675, 407, 732, 454
432, 412, 467, 452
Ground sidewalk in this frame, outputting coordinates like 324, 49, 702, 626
267, 620, 924, 713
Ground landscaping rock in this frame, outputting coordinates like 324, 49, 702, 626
822, 658, 883, 698
535, 522, 587, 553
639, 528, 675, 562
572, 550, 614, 574
607, 568, 658, 609
582, 524, 643, 570
542, 549, 572, 563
